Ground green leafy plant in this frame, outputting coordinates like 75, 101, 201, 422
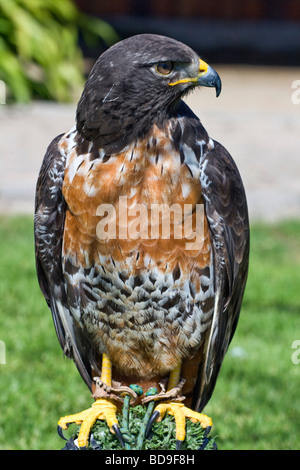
67, 405, 216, 450
0, 0, 118, 102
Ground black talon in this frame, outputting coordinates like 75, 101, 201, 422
176, 439, 183, 450
90, 434, 102, 450
204, 425, 211, 437
57, 424, 68, 441
199, 437, 210, 450
112, 424, 125, 447
145, 410, 160, 437
62, 436, 79, 450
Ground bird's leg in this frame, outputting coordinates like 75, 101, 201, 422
167, 363, 182, 391
92, 353, 140, 404
101, 352, 112, 385
146, 363, 212, 449
57, 353, 124, 449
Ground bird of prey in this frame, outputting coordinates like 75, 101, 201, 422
34, 34, 249, 449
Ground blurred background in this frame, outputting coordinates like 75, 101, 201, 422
0, 0, 299, 450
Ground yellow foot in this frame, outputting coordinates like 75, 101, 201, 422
151, 401, 212, 449
57, 398, 123, 449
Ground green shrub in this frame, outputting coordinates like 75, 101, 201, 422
68, 405, 216, 450
0, 0, 118, 102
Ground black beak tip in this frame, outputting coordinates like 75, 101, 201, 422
215, 75, 222, 97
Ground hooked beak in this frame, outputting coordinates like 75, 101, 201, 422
168, 58, 222, 97
197, 59, 222, 97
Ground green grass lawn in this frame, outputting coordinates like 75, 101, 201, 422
0, 215, 299, 450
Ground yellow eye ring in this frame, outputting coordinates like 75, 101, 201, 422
156, 61, 173, 75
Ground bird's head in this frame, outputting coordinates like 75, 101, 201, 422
76, 34, 221, 153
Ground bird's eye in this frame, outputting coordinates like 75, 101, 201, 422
156, 61, 174, 75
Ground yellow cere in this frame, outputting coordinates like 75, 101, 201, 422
168, 59, 209, 87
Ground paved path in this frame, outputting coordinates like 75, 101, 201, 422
1, 66, 299, 221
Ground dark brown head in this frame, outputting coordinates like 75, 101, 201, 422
76, 34, 221, 153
